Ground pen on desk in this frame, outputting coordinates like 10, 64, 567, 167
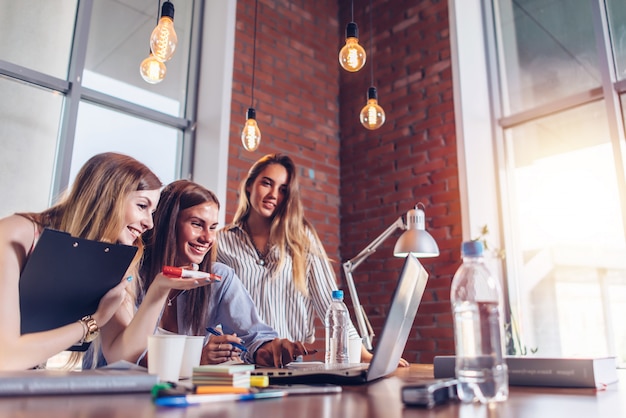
154, 390, 286, 407
195, 386, 250, 395
163, 266, 221, 281
206, 327, 248, 352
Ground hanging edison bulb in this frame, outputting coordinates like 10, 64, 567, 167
150, 1, 178, 62
241, 108, 261, 151
139, 52, 167, 84
339, 22, 366, 72
360, 87, 385, 130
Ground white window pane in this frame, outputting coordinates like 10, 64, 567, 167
72, 102, 180, 186
0, 79, 62, 217
83, 0, 193, 117
496, 0, 600, 114
506, 101, 626, 362
0, 0, 76, 79
607, 0, 626, 81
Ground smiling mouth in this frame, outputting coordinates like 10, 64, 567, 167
189, 243, 210, 253
127, 226, 142, 239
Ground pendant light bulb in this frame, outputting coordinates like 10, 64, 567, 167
150, 1, 177, 62
360, 87, 385, 130
241, 108, 261, 152
339, 22, 366, 72
139, 52, 167, 84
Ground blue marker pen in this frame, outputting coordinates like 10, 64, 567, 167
206, 327, 248, 352
154, 390, 286, 407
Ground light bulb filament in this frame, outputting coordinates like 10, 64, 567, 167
367, 105, 377, 125
241, 112, 261, 152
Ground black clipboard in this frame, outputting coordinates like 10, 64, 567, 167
19, 228, 138, 351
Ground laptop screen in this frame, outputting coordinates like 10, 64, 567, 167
366, 254, 429, 381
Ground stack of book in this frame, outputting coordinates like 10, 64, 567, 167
192, 364, 255, 388
433, 355, 619, 389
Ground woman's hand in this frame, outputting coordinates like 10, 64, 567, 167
201, 333, 244, 364
151, 271, 215, 293
254, 338, 308, 368
93, 276, 132, 326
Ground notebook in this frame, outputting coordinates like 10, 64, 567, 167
0, 367, 158, 396
19, 228, 138, 351
251, 254, 428, 385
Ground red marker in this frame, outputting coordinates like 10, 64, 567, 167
162, 266, 221, 282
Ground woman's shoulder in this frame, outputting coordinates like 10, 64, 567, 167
0, 214, 38, 244
211, 261, 236, 277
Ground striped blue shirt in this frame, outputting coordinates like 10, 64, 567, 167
216, 224, 359, 344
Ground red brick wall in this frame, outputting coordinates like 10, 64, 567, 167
227, 0, 461, 364
227, 0, 341, 265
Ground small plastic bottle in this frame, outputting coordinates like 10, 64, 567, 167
325, 290, 350, 364
450, 240, 508, 403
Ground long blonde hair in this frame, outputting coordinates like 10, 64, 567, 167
232, 154, 329, 295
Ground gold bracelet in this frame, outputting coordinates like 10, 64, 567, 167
79, 315, 100, 343
77, 318, 88, 343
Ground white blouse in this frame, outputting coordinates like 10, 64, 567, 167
216, 224, 359, 344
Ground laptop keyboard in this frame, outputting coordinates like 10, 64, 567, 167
286, 362, 369, 371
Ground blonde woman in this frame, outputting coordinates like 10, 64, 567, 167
0, 153, 210, 370
217, 154, 375, 363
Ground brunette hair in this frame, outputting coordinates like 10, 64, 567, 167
141, 180, 220, 334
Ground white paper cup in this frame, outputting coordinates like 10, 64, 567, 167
348, 338, 362, 364
179, 336, 205, 379
148, 334, 186, 382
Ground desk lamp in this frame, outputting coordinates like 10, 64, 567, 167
342, 203, 439, 350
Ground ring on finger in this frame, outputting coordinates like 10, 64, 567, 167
218, 343, 222, 350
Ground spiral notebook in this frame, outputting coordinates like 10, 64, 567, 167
19, 228, 137, 351
251, 254, 428, 385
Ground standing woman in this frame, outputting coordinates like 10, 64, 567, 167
0, 152, 210, 371
216, 154, 374, 363
140, 179, 307, 367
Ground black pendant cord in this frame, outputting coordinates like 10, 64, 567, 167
369, 0, 374, 86
250, 0, 258, 108
156, 0, 161, 25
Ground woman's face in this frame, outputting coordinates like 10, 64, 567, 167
246, 163, 289, 220
175, 201, 219, 266
118, 189, 160, 245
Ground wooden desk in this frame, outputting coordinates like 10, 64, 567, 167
0, 365, 624, 417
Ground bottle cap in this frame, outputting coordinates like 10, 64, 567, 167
332, 290, 344, 299
461, 240, 484, 257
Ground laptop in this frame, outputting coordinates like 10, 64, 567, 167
251, 254, 429, 385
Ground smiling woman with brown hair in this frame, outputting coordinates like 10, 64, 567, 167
140, 179, 307, 367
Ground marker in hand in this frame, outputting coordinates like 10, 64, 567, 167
162, 266, 221, 282
206, 327, 247, 352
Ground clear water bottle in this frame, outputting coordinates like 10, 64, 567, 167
450, 240, 508, 403
325, 290, 350, 364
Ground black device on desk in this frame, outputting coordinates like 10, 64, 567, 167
19, 228, 137, 351
401, 378, 458, 408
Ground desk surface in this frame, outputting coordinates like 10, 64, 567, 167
1, 365, 624, 418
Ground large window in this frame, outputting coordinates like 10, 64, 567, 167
454, 0, 626, 364
0, 0, 200, 216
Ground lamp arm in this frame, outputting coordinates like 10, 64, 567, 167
346, 217, 405, 271
342, 216, 406, 350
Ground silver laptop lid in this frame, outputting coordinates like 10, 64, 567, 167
366, 254, 429, 381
